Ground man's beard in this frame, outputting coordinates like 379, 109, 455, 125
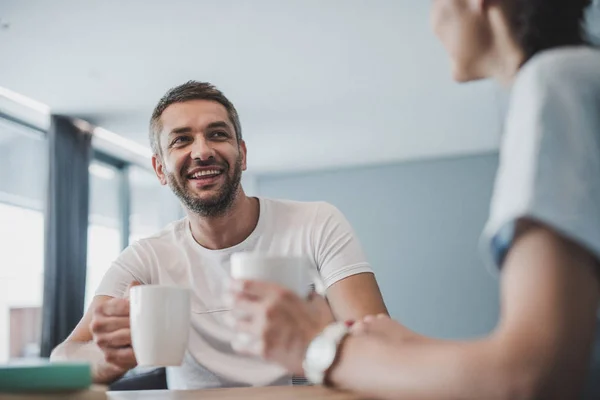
167, 156, 243, 218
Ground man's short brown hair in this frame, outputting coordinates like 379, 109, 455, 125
149, 81, 242, 155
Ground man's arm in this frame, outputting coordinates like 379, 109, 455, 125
50, 294, 137, 384
326, 273, 388, 320
329, 222, 600, 400
314, 203, 389, 320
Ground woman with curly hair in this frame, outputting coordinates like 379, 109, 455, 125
229, 1, 600, 398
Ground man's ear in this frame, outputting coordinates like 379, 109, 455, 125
240, 140, 248, 171
152, 154, 168, 186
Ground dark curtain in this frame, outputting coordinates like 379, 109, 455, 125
40, 115, 92, 357
585, 318, 600, 398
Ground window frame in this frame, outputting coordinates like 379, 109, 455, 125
92, 150, 132, 251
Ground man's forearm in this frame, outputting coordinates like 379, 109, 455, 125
50, 341, 127, 384
328, 335, 522, 400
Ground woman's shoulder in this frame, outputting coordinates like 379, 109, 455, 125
517, 46, 600, 90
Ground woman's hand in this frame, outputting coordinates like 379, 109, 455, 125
229, 279, 335, 374
352, 314, 425, 345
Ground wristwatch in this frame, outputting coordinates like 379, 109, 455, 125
302, 322, 350, 385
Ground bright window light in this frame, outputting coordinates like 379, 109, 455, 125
89, 163, 116, 180
94, 127, 153, 160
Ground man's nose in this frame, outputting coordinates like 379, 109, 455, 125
190, 137, 216, 161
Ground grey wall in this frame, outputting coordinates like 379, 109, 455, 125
257, 153, 500, 339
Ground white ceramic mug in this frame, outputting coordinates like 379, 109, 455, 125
229, 253, 326, 297
228, 253, 326, 352
129, 285, 191, 367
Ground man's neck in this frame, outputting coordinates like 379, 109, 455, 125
187, 192, 260, 250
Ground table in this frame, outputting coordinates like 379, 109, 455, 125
108, 386, 369, 400
0, 386, 370, 400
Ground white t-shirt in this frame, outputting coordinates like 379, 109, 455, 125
480, 46, 600, 399
95, 197, 373, 390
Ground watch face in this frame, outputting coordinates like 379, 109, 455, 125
306, 335, 336, 371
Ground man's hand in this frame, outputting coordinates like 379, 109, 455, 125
229, 279, 335, 375
90, 281, 140, 372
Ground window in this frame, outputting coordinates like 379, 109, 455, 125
85, 160, 182, 308
85, 160, 122, 310
0, 112, 183, 360
0, 117, 46, 362
129, 165, 182, 243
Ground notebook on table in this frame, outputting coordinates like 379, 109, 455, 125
0, 360, 95, 395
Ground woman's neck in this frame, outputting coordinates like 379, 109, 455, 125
484, 7, 527, 87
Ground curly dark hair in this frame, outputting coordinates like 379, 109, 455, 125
149, 81, 242, 155
506, 0, 593, 61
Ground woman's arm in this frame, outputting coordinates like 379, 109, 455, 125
328, 221, 600, 400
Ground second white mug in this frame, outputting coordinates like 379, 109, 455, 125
228, 253, 326, 352
129, 285, 191, 367
229, 253, 325, 298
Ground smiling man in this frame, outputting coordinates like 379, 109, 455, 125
50, 81, 388, 390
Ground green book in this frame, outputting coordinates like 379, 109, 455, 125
0, 361, 92, 393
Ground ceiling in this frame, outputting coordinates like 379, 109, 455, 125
1, 0, 514, 173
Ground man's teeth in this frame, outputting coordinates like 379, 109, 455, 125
190, 170, 221, 178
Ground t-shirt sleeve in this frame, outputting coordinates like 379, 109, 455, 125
481, 57, 600, 271
312, 202, 374, 287
94, 241, 154, 299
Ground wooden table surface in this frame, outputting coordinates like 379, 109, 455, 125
0, 385, 370, 400
107, 386, 369, 400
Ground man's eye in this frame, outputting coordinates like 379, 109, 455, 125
172, 137, 189, 145
211, 131, 228, 139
